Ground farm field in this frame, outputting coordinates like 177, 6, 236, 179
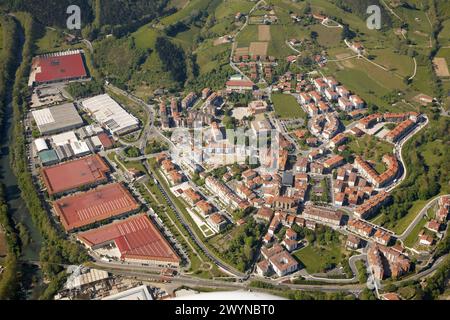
195, 40, 231, 75
272, 93, 306, 119
369, 48, 415, 78
310, 24, 342, 48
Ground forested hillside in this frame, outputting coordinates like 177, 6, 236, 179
332, 0, 392, 28
0, 0, 93, 28
93, 0, 168, 27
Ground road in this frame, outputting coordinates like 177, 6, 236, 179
397, 194, 448, 241
386, 115, 429, 193
145, 161, 246, 279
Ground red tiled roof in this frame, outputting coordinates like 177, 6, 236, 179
42, 155, 109, 195
77, 214, 180, 264
33, 53, 87, 84
97, 132, 114, 149
54, 183, 140, 231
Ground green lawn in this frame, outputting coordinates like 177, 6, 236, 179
310, 24, 342, 48
35, 28, 83, 54
132, 25, 160, 50
391, 200, 428, 234
293, 244, 343, 274
403, 216, 427, 248
267, 24, 295, 58
438, 20, 450, 46
195, 40, 231, 75
347, 135, 393, 173
272, 93, 306, 119
370, 48, 415, 78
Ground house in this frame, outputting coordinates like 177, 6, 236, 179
324, 88, 339, 101
350, 95, 365, 109
226, 79, 255, 92
285, 228, 297, 240
294, 157, 309, 173
419, 233, 434, 246
248, 100, 268, 115
182, 92, 197, 109
202, 88, 212, 100
182, 188, 202, 206
302, 205, 343, 226
350, 42, 364, 54
254, 207, 274, 223
323, 155, 345, 171
426, 220, 441, 233
256, 260, 271, 277
207, 213, 228, 233
196, 200, 214, 217
338, 97, 353, 112
310, 162, 324, 174
273, 196, 297, 212
373, 229, 392, 246
268, 251, 299, 277
268, 218, 281, 236
299, 93, 311, 105
346, 235, 362, 250
305, 220, 316, 230
282, 238, 298, 252
168, 170, 184, 185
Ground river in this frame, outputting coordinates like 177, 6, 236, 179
0, 16, 45, 299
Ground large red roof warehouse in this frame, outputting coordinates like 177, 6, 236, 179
53, 183, 140, 231
77, 214, 180, 265
31, 52, 87, 84
41, 154, 110, 196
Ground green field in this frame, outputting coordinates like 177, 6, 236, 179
347, 135, 393, 173
272, 93, 306, 119
403, 216, 427, 248
310, 24, 342, 48
370, 48, 415, 78
35, 28, 83, 54
196, 40, 231, 75
438, 20, 450, 46
293, 243, 344, 274
390, 199, 427, 234
132, 25, 160, 50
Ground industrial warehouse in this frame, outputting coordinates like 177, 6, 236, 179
81, 94, 140, 136
28, 50, 88, 87
41, 154, 110, 197
53, 183, 140, 232
77, 214, 181, 268
31, 103, 84, 135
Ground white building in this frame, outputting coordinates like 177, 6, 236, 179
82, 94, 140, 136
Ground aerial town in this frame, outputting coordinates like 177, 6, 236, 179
0, 0, 449, 303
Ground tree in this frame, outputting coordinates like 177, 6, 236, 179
341, 24, 356, 40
